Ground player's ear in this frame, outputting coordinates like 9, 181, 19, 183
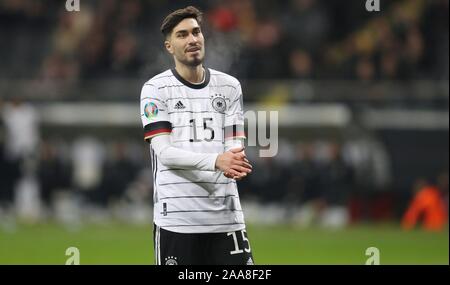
164, 40, 174, 55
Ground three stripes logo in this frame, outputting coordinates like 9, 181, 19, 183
174, 101, 186, 109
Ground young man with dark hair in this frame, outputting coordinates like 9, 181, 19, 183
140, 6, 254, 265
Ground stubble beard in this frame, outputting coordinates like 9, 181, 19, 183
180, 55, 203, 67
177, 48, 205, 67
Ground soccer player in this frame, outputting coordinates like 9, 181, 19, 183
140, 6, 254, 265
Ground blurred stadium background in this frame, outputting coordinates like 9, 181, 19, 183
0, 0, 448, 264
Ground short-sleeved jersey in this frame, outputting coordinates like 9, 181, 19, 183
140, 67, 246, 233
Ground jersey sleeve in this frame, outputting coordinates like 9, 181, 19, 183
140, 83, 172, 142
224, 82, 246, 141
151, 134, 218, 171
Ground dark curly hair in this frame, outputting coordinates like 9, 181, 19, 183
160, 6, 203, 38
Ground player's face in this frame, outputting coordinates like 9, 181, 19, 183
165, 18, 205, 67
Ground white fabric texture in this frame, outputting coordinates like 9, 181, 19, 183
150, 134, 218, 171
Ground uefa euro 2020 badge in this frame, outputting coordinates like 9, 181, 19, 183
165, 256, 178, 265
211, 94, 227, 113
144, 102, 159, 119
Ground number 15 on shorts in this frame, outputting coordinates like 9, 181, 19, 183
228, 230, 251, 255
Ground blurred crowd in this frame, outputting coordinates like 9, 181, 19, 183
0, 0, 448, 87
1, 100, 448, 230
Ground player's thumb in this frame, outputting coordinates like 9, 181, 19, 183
229, 147, 244, 153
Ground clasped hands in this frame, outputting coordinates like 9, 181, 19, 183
215, 147, 252, 181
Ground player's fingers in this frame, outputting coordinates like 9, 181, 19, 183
226, 169, 242, 177
230, 165, 251, 174
233, 159, 252, 170
235, 171, 249, 179
231, 161, 252, 172
234, 152, 247, 160
239, 156, 251, 164
224, 172, 233, 178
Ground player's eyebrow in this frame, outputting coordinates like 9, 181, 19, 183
174, 26, 201, 36
174, 28, 187, 34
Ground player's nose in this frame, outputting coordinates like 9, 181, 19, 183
187, 33, 199, 44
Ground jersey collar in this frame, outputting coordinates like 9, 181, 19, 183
171, 67, 210, 89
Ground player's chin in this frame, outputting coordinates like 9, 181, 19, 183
186, 54, 204, 65
183, 58, 203, 67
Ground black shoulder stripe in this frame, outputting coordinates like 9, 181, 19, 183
144, 121, 173, 133
144, 121, 173, 142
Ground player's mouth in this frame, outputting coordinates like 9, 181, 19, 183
186, 46, 201, 54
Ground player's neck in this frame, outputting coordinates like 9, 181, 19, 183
174, 64, 205, 84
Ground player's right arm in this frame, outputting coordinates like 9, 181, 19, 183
150, 135, 251, 177
140, 83, 251, 177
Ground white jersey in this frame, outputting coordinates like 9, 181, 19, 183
140, 68, 247, 233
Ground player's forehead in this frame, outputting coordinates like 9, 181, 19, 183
172, 18, 200, 34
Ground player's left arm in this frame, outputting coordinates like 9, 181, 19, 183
224, 81, 249, 180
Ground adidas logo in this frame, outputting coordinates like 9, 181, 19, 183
174, 101, 186, 109
246, 257, 254, 265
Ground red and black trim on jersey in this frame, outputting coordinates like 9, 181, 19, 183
144, 121, 172, 142
224, 124, 246, 140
